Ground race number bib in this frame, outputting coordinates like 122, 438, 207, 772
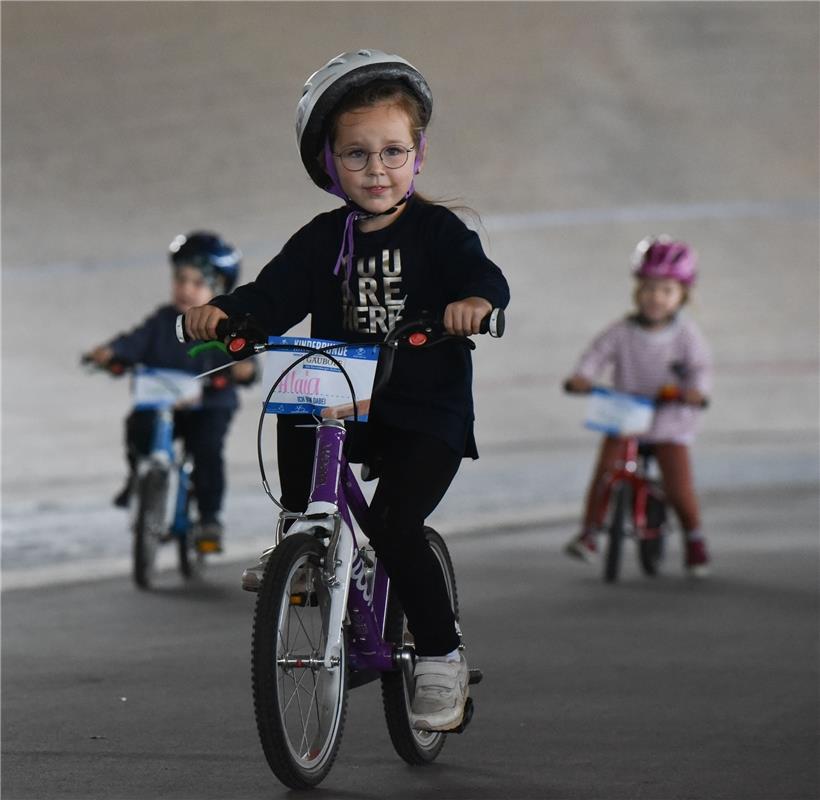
584, 387, 655, 436
132, 368, 203, 410
262, 337, 379, 421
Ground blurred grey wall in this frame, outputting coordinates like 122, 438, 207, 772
2, 2, 818, 502
4, 2, 817, 271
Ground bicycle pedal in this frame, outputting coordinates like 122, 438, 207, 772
468, 668, 483, 686
195, 539, 222, 554
449, 697, 474, 734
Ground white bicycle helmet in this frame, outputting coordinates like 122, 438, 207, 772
295, 49, 433, 192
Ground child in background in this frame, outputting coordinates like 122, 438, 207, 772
85, 231, 255, 551
183, 49, 510, 730
564, 236, 713, 576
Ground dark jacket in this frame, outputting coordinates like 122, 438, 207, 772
211, 198, 510, 454
109, 304, 238, 410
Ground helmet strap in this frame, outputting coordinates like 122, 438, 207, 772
323, 136, 420, 281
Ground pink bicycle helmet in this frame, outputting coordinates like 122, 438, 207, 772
631, 235, 698, 286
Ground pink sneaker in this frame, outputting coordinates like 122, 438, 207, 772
685, 538, 710, 577
564, 531, 598, 563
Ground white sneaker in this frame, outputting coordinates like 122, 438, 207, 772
409, 653, 469, 732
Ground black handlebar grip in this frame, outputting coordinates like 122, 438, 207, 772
214, 319, 232, 339
479, 308, 505, 337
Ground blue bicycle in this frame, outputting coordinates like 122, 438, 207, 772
84, 357, 205, 588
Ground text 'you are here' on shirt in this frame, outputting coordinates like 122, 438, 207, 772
210, 197, 511, 457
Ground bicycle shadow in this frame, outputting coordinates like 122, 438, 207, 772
576, 570, 816, 610
145, 572, 233, 601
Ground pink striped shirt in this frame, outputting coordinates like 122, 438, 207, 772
575, 314, 713, 444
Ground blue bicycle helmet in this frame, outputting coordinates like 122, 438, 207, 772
169, 231, 241, 294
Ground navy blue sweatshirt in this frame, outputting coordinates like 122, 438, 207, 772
210, 198, 510, 455
109, 304, 238, 410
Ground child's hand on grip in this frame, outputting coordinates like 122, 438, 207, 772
443, 297, 492, 337
185, 304, 228, 341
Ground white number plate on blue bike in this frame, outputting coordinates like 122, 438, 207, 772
132, 368, 203, 410
262, 336, 379, 420
584, 387, 655, 435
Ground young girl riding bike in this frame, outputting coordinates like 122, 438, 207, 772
183, 49, 510, 731
564, 236, 713, 576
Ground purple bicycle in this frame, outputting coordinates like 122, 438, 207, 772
180, 310, 504, 789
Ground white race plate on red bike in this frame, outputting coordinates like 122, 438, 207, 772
132, 367, 203, 410
262, 337, 379, 421
584, 387, 655, 435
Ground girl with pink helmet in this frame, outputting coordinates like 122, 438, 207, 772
564, 235, 713, 576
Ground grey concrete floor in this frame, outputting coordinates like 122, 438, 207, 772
2, 486, 817, 799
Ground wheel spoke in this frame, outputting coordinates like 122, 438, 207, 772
275, 561, 334, 764
254, 536, 346, 786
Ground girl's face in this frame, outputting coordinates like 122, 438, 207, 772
635, 277, 686, 324
172, 265, 214, 312
332, 102, 422, 229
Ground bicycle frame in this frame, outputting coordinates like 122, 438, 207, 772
138, 395, 193, 542
276, 419, 395, 674
591, 436, 660, 538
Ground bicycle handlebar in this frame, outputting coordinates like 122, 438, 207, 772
563, 381, 709, 409
176, 308, 505, 361
80, 353, 132, 376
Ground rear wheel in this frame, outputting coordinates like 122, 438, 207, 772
638, 485, 667, 576
175, 475, 203, 580
381, 526, 458, 765
252, 533, 348, 789
638, 531, 665, 576
177, 529, 204, 580
132, 466, 169, 589
603, 485, 627, 583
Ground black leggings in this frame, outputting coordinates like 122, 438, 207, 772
125, 407, 234, 519
277, 418, 463, 656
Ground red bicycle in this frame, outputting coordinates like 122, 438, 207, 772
589, 435, 668, 582
566, 384, 706, 583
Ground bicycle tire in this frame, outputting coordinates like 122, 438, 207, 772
176, 477, 203, 580
132, 466, 168, 589
177, 530, 204, 580
604, 485, 627, 583
381, 526, 458, 765
252, 533, 348, 789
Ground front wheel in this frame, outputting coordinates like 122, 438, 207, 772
132, 466, 169, 589
252, 533, 348, 790
381, 526, 458, 765
603, 485, 627, 583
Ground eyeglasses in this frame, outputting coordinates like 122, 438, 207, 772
333, 144, 416, 172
